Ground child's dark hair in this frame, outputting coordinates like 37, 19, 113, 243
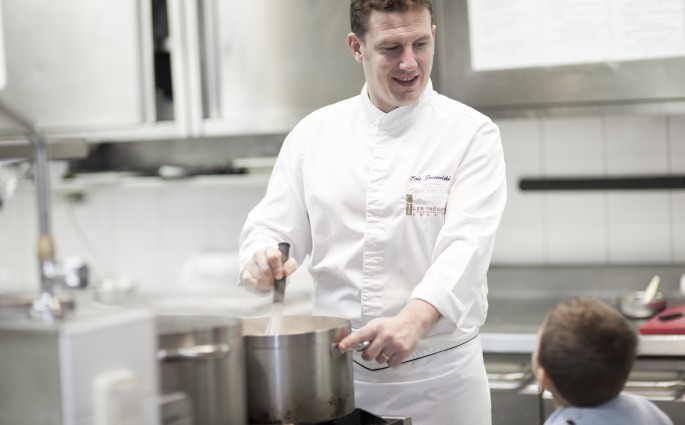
538, 296, 637, 407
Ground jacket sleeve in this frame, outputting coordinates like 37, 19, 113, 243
238, 119, 314, 277
410, 119, 507, 331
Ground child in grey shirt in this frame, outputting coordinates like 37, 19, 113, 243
532, 296, 673, 425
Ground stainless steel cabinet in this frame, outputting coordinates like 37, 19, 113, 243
0, 0, 366, 142
196, 0, 366, 136
0, 0, 184, 141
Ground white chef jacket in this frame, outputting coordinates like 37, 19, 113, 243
239, 80, 505, 423
544, 393, 673, 425
240, 78, 506, 345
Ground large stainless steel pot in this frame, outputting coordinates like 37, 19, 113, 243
242, 315, 355, 424
156, 314, 247, 425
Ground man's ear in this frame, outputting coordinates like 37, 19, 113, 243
347, 32, 363, 64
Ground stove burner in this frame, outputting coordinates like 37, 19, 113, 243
312, 408, 410, 425
316, 408, 387, 425
249, 408, 410, 425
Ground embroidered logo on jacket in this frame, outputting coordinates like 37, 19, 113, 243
406, 175, 451, 217
406, 201, 446, 217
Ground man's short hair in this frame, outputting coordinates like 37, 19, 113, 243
350, 0, 434, 40
538, 296, 637, 407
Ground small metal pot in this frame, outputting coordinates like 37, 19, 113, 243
157, 314, 247, 425
242, 315, 355, 424
618, 291, 667, 319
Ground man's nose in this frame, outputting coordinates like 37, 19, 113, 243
399, 48, 418, 70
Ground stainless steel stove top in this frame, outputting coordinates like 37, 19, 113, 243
249, 408, 412, 425
380, 416, 412, 424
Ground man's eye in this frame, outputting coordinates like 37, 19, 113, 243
383, 46, 399, 53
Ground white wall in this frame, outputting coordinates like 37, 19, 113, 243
0, 175, 269, 292
1, 113, 684, 293
497, 114, 685, 264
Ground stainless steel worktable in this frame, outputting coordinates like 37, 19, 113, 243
481, 265, 685, 357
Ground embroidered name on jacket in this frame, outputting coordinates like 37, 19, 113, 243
405, 175, 451, 217
409, 175, 452, 182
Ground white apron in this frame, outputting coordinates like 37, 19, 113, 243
353, 335, 491, 425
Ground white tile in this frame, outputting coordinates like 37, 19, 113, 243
504, 155, 544, 216
504, 192, 544, 226
547, 223, 608, 264
544, 154, 604, 176
668, 115, 685, 172
51, 189, 119, 280
673, 192, 685, 220
207, 186, 267, 251
606, 153, 669, 175
541, 116, 604, 176
603, 115, 670, 175
673, 225, 685, 263
109, 187, 163, 287
158, 185, 211, 250
491, 222, 545, 264
669, 114, 685, 153
496, 118, 542, 159
607, 221, 671, 263
158, 187, 212, 284
115, 233, 165, 288
607, 192, 670, 221
111, 188, 163, 231
668, 152, 685, 173
545, 193, 606, 221
0, 189, 31, 291
544, 193, 608, 263
542, 116, 603, 157
9, 188, 40, 291
158, 185, 211, 229
605, 115, 668, 154
505, 154, 543, 179
673, 193, 685, 262
52, 197, 96, 271
159, 236, 209, 286
606, 193, 671, 263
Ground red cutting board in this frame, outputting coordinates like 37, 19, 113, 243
639, 304, 685, 334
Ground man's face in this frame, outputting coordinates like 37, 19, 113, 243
348, 9, 436, 113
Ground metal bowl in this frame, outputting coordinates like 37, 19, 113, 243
618, 291, 667, 319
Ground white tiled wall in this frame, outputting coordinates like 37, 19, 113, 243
1, 113, 684, 292
0, 176, 269, 292
495, 113, 685, 264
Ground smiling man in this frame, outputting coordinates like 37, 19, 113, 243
347, 6, 436, 111
239, 1, 507, 423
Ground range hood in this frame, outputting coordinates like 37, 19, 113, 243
434, 0, 685, 118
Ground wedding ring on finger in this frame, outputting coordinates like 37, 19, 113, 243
380, 352, 390, 362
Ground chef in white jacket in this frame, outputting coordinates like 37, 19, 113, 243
238, 1, 507, 424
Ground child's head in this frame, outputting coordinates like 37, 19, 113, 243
532, 296, 637, 407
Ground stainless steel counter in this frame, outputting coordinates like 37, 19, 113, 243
482, 265, 685, 425
482, 265, 685, 357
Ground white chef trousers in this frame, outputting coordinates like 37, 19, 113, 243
353, 335, 491, 425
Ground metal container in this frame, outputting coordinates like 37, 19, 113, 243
242, 315, 355, 424
618, 291, 668, 319
157, 314, 247, 425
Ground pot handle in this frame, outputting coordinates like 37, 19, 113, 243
158, 343, 230, 362
330, 340, 370, 358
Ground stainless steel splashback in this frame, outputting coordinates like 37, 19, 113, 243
433, 0, 685, 118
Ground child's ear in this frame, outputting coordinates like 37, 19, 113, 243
535, 365, 551, 393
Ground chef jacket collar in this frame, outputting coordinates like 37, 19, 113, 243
361, 79, 434, 132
